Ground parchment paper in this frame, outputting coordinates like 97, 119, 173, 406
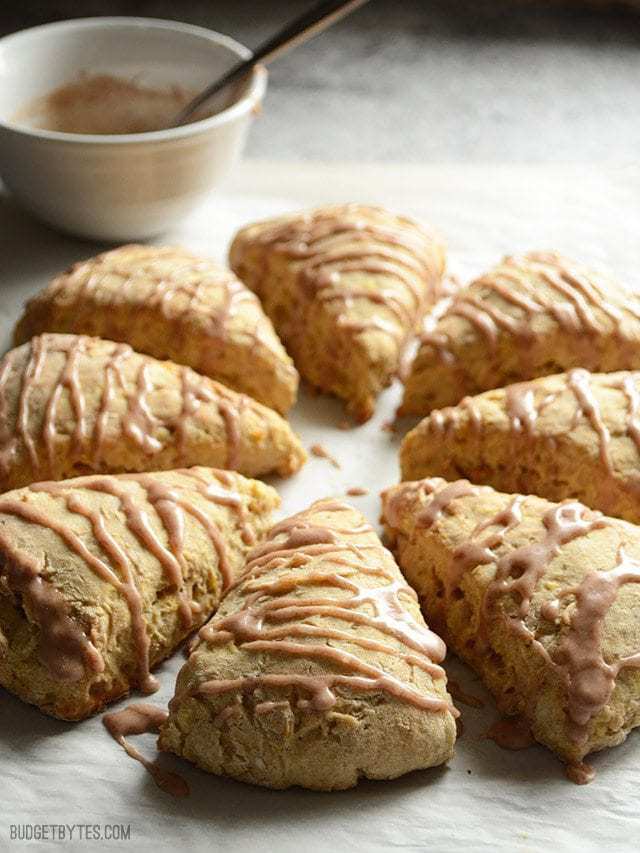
1, 162, 639, 852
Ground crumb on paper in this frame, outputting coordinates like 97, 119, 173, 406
310, 443, 341, 469
485, 716, 535, 751
381, 419, 398, 434
346, 487, 369, 497
447, 679, 485, 709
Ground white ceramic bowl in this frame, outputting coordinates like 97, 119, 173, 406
0, 17, 266, 241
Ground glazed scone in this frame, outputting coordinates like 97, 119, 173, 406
0, 468, 279, 720
400, 251, 640, 415
13, 244, 298, 415
229, 204, 446, 421
0, 333, 306, 492
159, 499, 457, 790
381, 477, 640, 772
401, 369, 640, 525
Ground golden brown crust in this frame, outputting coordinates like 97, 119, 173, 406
13, 244, 298, 415
0, 468, 279, 720
381, 478, 640, 765
229, 204, 446, 422
400, 252, 640, 416
160, 499, 456, 790
0, 334, 306, 491
400, 369, 640, 524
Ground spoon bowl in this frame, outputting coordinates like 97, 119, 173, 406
0, 17, 267, 241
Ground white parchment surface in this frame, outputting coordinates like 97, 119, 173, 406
1, 162, 639, 852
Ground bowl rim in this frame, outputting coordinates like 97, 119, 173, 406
0, 16, 267, 145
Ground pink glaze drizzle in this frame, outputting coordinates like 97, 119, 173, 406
103, 703, 189, 797
0, 334, 274, 484
0, 470, 248, 687
235, 205, 445, 346
383, 478, 640, 779
565, 761, 596, 785
187, 500, 456, 720
428, 252, 636, 357
424, 368, 640, 493
59, 245, 290, 373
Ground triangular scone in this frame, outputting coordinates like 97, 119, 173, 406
160, 499, 457, 790
229, 204, 446, 422
401, 369, 640, 525
0, 468, 279, 720
13, 244, 298, 415
400, 251, 640, 416
382, 477, 640, 773
0, 334, 306, 492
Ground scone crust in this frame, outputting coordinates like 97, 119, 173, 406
401, 369, 640, 524
0, 468, 279, 720
13, 244, 298, 415
0, 334, 306, 491
401, 251, 640, 415
382, 477, 640, 764
160, 499, 456, 790
230, 204, 446, 421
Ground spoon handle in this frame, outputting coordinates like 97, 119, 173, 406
172, 0, 370, 127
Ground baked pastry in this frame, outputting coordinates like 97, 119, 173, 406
382, 477, 640, 773
159, 498, 457, 790
229, 204, 446, 421
401, 368, 640, 525
0, 333, 306, 492
400, 251, 640, 415
0, 468, 279, 720
13, 244, 298, 415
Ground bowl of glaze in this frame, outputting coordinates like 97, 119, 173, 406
0, 17, 267, 241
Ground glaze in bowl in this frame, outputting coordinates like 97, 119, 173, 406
0, 17, 267, 240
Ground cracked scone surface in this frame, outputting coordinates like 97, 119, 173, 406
159, 498, 456, 790
382, 477, 640, 766
13, 244, 298, 415
401, 369, 640, 525
0, 333, 306, 491
400, 251, 640, 416
229, 204, 446, 422
0, 468, 279, 720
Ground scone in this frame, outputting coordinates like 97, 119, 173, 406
159, 498, 457, 790
400, 251, 640, 415
0, 333, 306, 492
0, 468, 279, 720
13, 244, 298, 415
401, 369, 640, 525
382, 477, 640, 772
229, 204, 446, 421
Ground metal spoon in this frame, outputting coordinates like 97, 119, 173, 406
171, 0, 371, 128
